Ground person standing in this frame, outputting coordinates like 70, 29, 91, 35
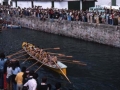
12, 61, 21, 90
37, 77, 50, 90
0, 53, 8, 90
23, 73, 37, 90
6, 61, 13, 90
15, 67, 26, 90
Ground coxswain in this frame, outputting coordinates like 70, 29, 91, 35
29, 46, 34, 51
47, 54, 52, 66
22, 42, 27, 47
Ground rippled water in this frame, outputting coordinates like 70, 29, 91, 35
0, 28, 120, 90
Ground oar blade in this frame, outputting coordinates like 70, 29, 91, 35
58, 54, 65, 56
53, 47, 60, 49
66, 56, 73, 58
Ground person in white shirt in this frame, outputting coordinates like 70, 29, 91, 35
6, 61, 13, 90
24, 74, 37, 90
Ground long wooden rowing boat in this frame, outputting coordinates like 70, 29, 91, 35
7, 25, 21, 29
22, 42, 67, 76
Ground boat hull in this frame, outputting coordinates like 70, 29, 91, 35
22, 42, 67, 76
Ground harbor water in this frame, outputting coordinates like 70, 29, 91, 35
0, 28, 120, 90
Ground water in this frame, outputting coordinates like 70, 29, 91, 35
0, 28, 120, 90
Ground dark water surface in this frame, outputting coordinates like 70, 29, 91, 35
0, 28, 120, 90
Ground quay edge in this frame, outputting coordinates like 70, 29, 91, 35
13, 16, 120, 48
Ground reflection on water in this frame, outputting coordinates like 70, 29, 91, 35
0, 28, 120, 90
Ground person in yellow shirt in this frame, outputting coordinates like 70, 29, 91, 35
15, 67, 26, 90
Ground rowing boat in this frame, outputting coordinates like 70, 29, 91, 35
22, 42, 67, 76
7, 25, 21, 29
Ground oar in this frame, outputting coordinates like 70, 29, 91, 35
60, 61, 87, 66
8, 51, 26, 58
59, 59, 80, 62
48, 52, 65, 56
52, 61, 71, 83
27, 61, 39, 70
57, 55, 73, 58
43, 47, 60, 50
35, 62, 46, 72
59, 59, 87, 66
7, 49, 24, 58
22, 57, 31, 64
16, 58, 33, 61
12, 53, 28, 59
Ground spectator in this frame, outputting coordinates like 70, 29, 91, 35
23, 72, 37, 90
6, 61, 13, 90
32, 73, 39, 90
11, 60, 21, 90
22, 70, 29, 85
15, 67, 26, 90
37, 77, 50, 90
0, 52, 8, 89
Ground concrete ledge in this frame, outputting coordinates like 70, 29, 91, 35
13, 16, 120, 48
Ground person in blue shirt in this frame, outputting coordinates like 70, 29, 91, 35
11, 60, 21, 90
67, 14, 71, 21
0, 52, 8, 89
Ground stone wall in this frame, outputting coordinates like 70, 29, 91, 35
13, 16, 120, 48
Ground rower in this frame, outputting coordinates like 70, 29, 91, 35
39, 48, 43, 54
50, 55, 58, 65
42, 51, 47, 58
38, 53, 43, 61
43, 57, 48, 64
30, 47, 35, 56
34, 47, 40, 52
26, 44, 30, 51
54, 56, 57, 63
35, 51, 40, 59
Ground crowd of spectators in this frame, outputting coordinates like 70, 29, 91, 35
0, 52, 62, 90
0, 5, 120, 26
